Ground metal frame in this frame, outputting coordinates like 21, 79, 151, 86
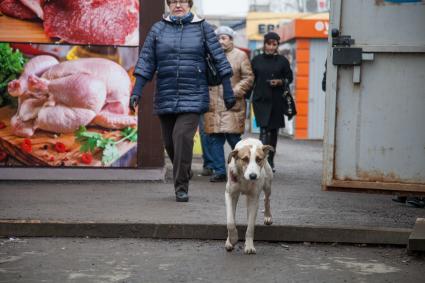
329, 180, 425, 195
0, 0, 165, 181
322, 0, 341, 189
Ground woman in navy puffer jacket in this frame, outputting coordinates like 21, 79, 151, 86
130, 0, 235, 202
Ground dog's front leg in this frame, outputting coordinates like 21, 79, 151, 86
244, 194, 259, 254
263, 182, 273, 225
225, 190, 239, 251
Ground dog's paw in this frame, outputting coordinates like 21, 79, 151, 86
264, 216, 273, 225
244, 238, 256, 254
225, 238, 235, 252
228, 228, 238, 245
244, 245, 256, 254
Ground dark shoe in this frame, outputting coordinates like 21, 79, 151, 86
200, 167, 213, 176
209, 174, 227, 182
176, 191, 189, 202
392, 196, 407, 203
406, 197, 425, 208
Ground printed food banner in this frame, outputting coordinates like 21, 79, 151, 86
0, 43, 139, 168
0, 0, 140, 46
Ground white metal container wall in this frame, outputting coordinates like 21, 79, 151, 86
323, 0, 425, 193
308, 39, 327, 140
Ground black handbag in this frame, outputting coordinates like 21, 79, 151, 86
201, 22, 222, 86
282, 83, 297, 121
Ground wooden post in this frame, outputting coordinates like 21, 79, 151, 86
138, 0, 164, 168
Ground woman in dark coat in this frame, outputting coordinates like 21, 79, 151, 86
251, 32, 293, 172
130, 0, 235, 202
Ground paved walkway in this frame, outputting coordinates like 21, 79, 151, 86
0, 137, 424, 243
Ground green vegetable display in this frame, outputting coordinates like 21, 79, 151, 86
0, 43, 26, 107
75, 126, 138, 165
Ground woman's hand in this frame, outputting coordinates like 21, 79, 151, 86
224, 97, 236, 110
269, 79, 283, 87
222, 76, 236, 110
129, 75, 147, 112
129, 95, 140, 112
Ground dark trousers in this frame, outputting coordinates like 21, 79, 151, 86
209, 133, 241, 175
259, 127, 278, 168
159, 113, 200, 194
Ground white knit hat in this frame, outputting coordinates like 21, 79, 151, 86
214, 26, 236, 39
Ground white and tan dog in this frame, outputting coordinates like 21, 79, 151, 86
225, 138, 274, 254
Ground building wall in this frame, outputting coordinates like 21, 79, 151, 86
250, 0, 330, 13
307, 39, 327, 139
203, 15, 248, 48
233, 28, 248, 49
192, 0, 204, 15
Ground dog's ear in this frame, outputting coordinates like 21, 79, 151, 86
227, 149, 239, 164
262, 145, 274, 156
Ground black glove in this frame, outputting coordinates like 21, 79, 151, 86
129, 95, 140, 112
224, 97, 236, 110
222, 76, 236, 110
129, 75, 148, 112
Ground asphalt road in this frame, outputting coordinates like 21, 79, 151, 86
0, 237, 424, 283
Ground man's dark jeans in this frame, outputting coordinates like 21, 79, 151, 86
209, 133, 241, 176
199, 115, 214, 170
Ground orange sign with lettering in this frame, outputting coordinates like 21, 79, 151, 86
279, 19, 329, 42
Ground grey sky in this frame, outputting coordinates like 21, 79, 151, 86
202, 0, 250, 16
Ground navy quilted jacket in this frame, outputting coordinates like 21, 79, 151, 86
134, 13, 233, 115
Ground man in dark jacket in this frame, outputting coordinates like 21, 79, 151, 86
130, 0, 235, 202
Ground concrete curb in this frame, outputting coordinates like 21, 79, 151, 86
408, 218, 425, 252
0, 168, 167, 181
0, 220, 411, 246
